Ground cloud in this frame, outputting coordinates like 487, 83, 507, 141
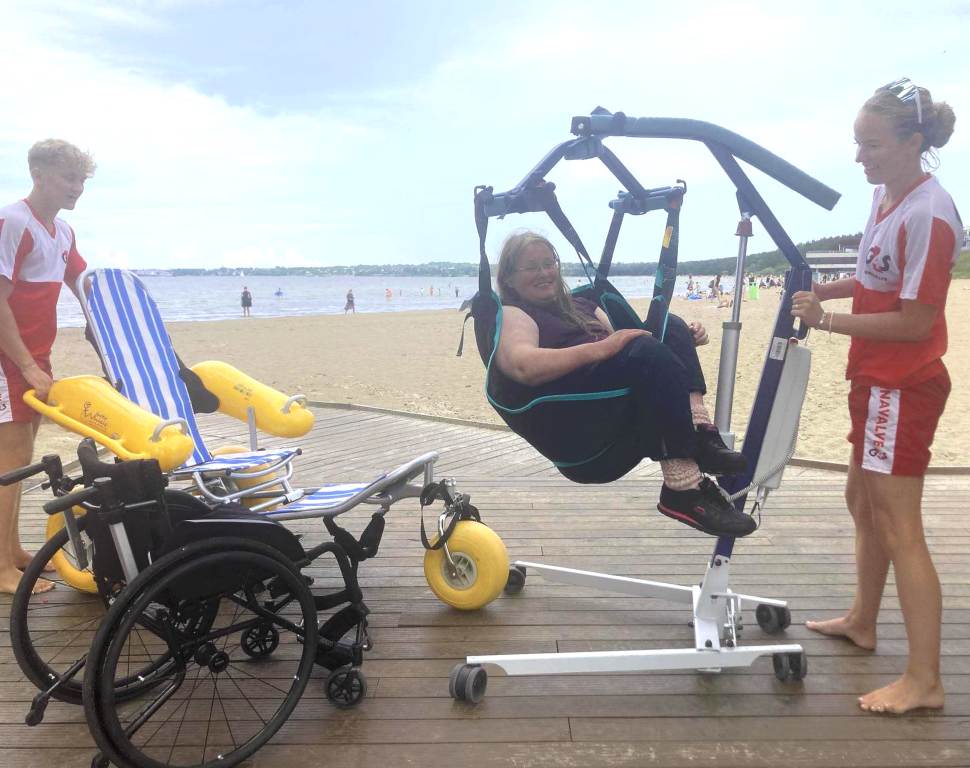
1, 1, 967, 270
0, 3, 374, 268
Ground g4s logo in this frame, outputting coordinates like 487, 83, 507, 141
866, 245, 891, 273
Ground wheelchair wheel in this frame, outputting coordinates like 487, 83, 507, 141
10, 519, 101, 705
326, 665, 367, 709
44, 507, 96, 593
12, 519, 210, 710
84, 537, 318, 768
423, 521, 508, 610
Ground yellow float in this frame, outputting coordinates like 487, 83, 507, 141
190, 361, 314, 438
24, 376, 194, 472
208, 443, 284, 511
44, 508, 96, 593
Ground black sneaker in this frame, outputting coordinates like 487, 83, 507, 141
657, 478, 757, 537
694, 424, 748, 476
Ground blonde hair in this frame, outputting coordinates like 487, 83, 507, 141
863, 84, 956, 169
497, 230, 603, 336
28, 139, 97, 178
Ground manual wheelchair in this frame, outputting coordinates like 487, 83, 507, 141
7, 438, 386, 768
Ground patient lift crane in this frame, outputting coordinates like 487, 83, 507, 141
449, 109, 840, 703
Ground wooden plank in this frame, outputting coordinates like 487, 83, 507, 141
3, 404, 970, 768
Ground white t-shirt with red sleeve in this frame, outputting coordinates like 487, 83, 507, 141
0, 199, 87, 359
847, 175, 962, 388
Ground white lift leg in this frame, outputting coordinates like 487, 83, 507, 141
466, 558, 802, 677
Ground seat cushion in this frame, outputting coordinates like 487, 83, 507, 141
162, 502, 306, 563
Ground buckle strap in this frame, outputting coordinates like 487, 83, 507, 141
419, 481, 482, 551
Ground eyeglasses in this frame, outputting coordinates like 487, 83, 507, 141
880, 77, 923, 124
515, 258, 560, 274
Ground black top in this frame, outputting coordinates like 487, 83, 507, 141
503, 296, 608, 349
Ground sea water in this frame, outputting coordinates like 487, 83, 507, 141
56, 273, 736, 328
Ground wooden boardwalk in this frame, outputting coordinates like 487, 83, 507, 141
3, 404, 970, 767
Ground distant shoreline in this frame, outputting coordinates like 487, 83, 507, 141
42, 285, 970, 467
131, 247, 970, 279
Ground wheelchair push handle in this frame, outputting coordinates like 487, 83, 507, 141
43, 484, 99, 516
0, 454, 64, 487
76, 436, 107, 477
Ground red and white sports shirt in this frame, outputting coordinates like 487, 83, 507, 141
847, 175, 962, 388
0, 199, 87, 359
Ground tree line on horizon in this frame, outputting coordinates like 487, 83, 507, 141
162, 232, 865, 278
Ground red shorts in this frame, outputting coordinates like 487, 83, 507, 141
848, 372, 951, 476
0, 355, 50, 424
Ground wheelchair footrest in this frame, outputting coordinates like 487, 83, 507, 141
315, 638, 357, 671
314, 604, 369, 670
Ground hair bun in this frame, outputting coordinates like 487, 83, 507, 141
927, 100, 956, 149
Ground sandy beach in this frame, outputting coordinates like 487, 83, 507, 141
37, 281, 970, 466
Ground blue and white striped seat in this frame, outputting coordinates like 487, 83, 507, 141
83, 268, 296, 471
282, 482, 383, 514
80, 268, 397, 516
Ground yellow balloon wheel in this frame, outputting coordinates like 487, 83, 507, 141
210, 444, 283, 510
423, 521, 508, 610
44, 507, 97, 594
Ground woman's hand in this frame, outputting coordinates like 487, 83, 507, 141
791, 290, 824, 328
688, 321, 709, 347
593, 328, 652, 361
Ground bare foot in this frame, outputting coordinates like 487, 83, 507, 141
805, 616, 876, 650
15, 550, 55, 573
0, 568, 55, 595
859, 674, 945, 714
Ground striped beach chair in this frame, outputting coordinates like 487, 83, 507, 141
78, 268, 440, 519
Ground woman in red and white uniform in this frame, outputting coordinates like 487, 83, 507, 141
792, 79, 960, 714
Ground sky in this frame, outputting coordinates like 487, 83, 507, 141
1, 0, 967, 270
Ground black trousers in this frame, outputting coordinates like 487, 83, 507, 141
547, 313, 706, 484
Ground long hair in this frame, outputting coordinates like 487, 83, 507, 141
496, 231, 603, 336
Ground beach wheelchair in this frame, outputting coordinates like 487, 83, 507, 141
7, 438, 381, 768
26, 266, 509, 610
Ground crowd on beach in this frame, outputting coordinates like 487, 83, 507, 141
236, 283, 464, 317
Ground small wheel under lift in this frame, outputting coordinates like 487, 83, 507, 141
772, 651, 808, 682
756, 603, 791, 634
504, 564, 527, 595
326, 665, 367, 708
449, 663, 487, 704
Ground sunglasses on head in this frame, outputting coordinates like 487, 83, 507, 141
879, 77, 923, 124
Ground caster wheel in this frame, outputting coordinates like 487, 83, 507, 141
756, 604, 791, 634
91, 755, 110, 768
424, 521, 508, 610
449, 663, 487, 704
772, 651, 808, 682
241, 623, 280, 658
326, 665, 367, 708
504, 564, 527, 595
